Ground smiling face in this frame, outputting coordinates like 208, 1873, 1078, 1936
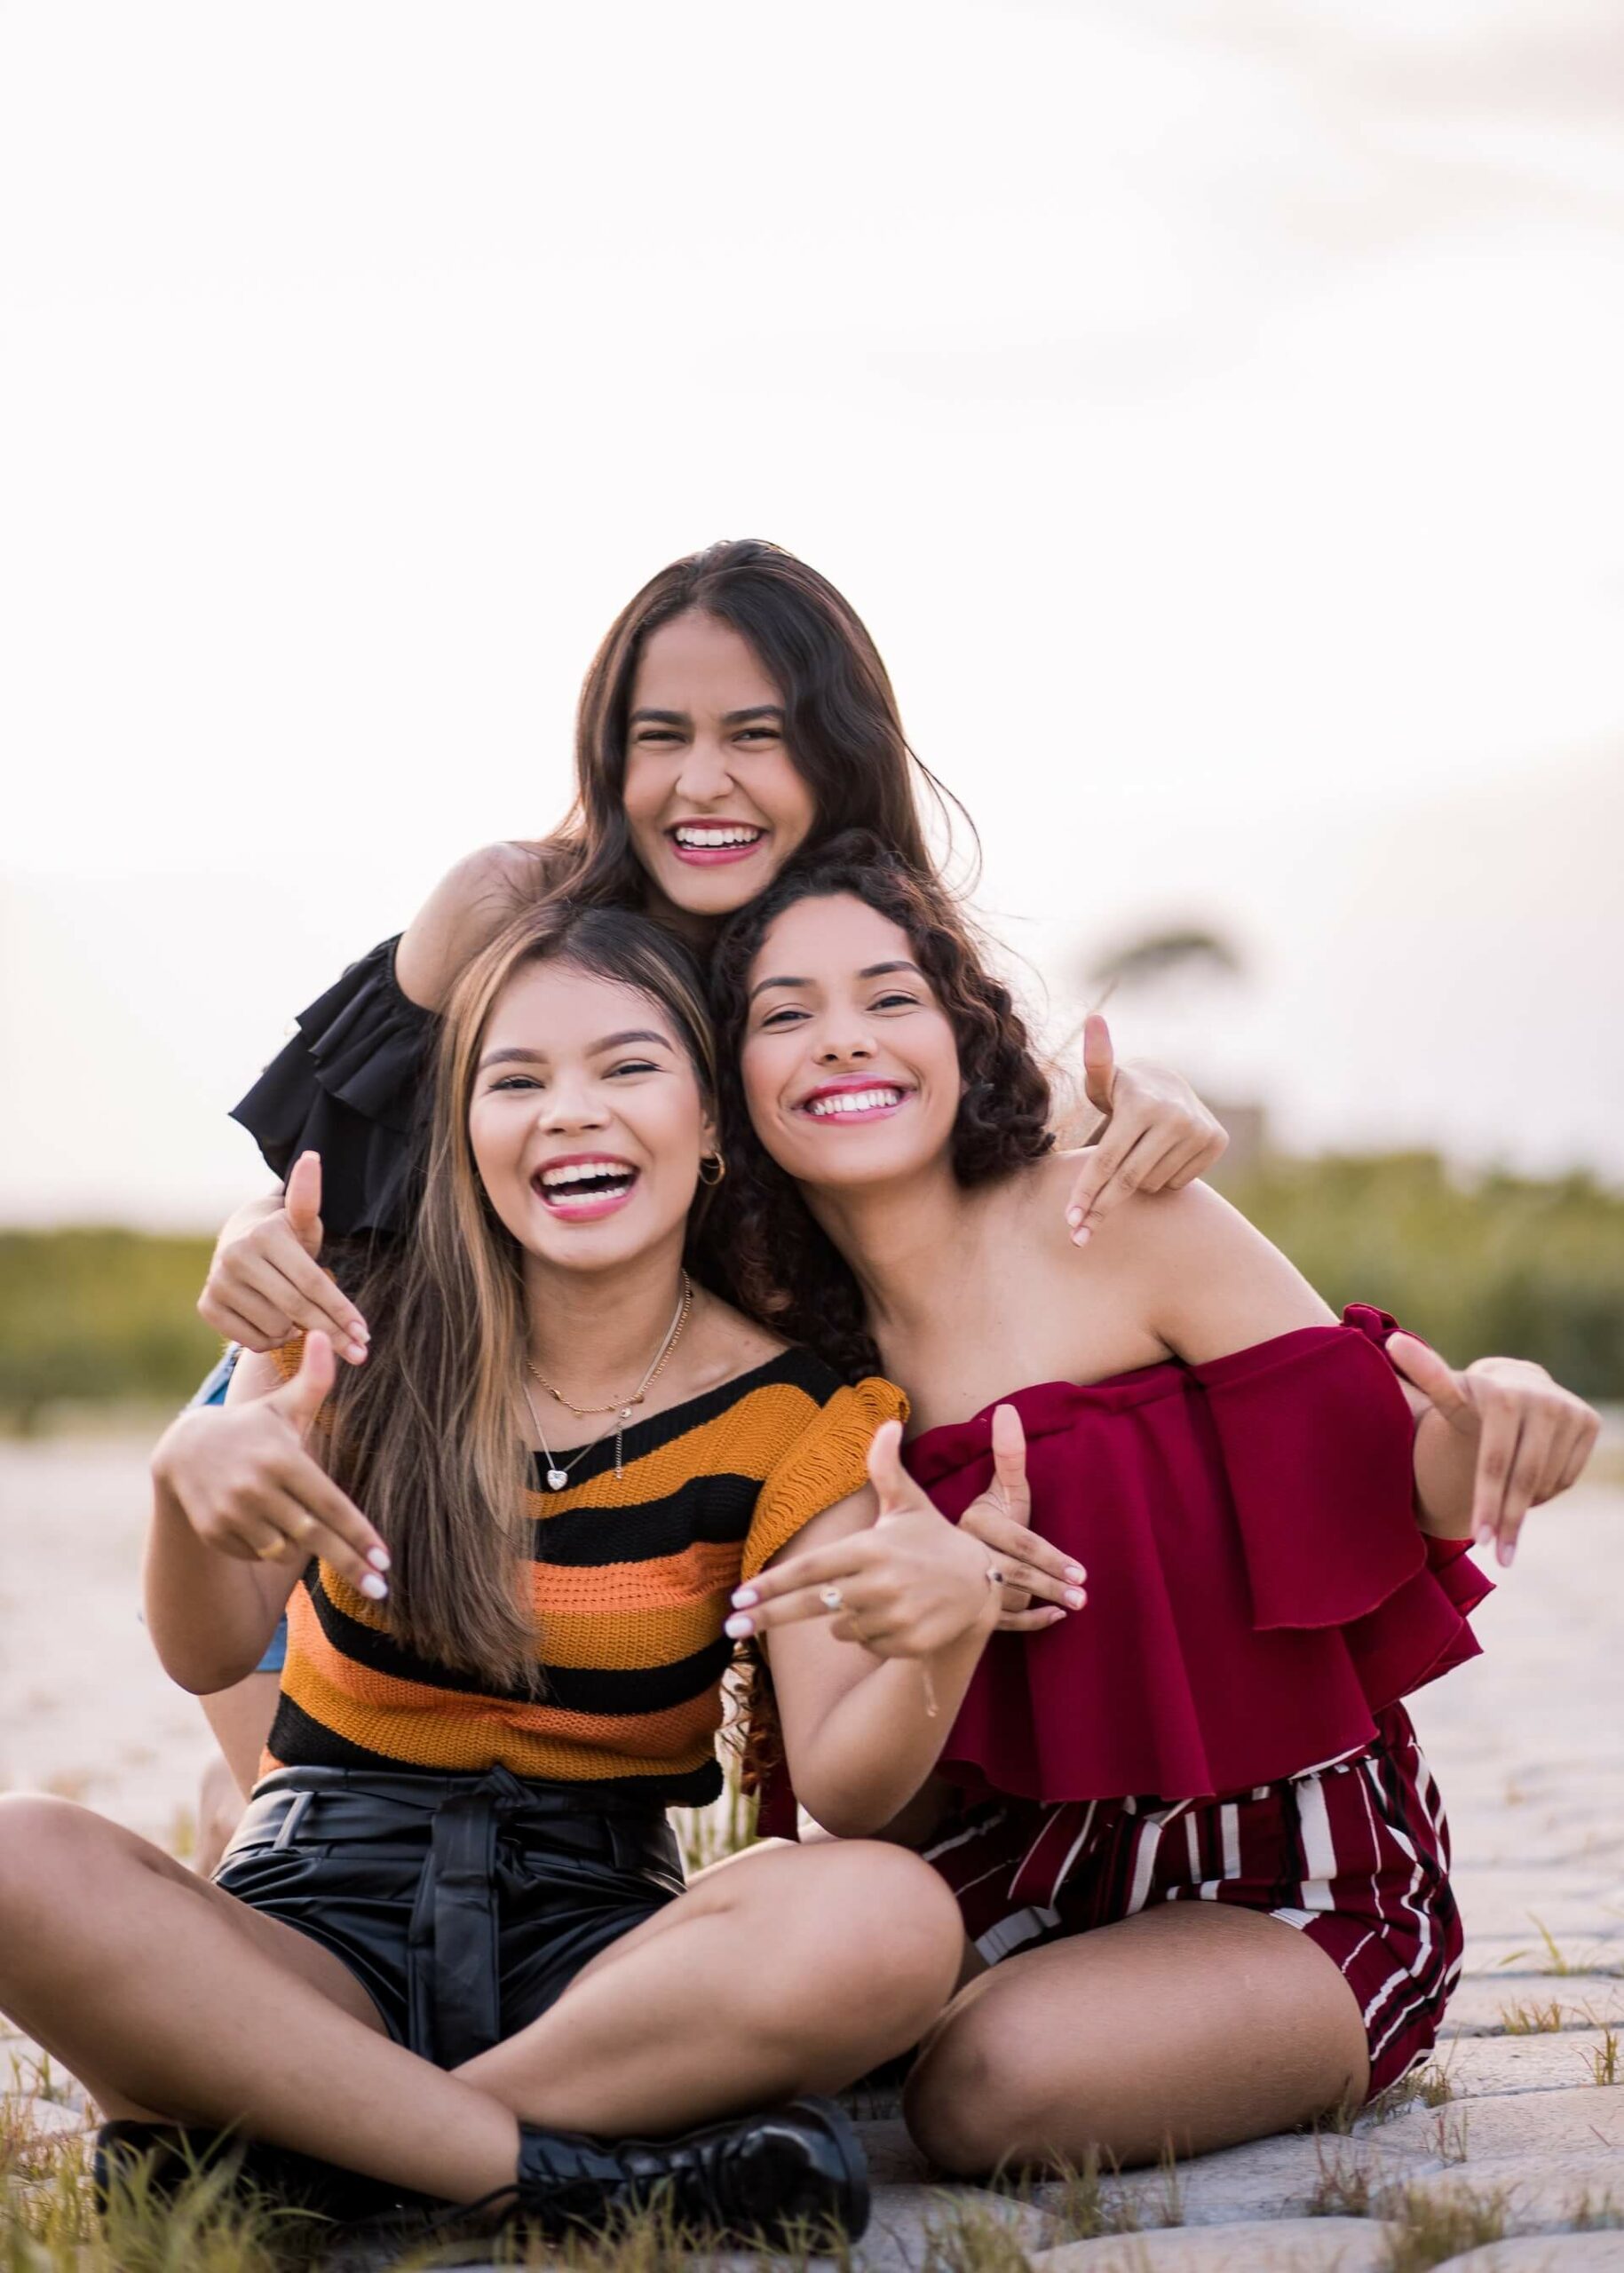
468, 959, 715, 1275
622, 610, 819, 920
739, 892, 963, 1194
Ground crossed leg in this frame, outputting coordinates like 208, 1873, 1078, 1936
903, 1903, 1371, 2176
0, 1795, 963, 2204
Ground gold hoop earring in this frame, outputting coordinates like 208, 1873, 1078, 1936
698, 1152, 727, 1187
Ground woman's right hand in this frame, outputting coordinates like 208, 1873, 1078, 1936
153, 1333, 390, 1597
958, 1404, 1088, 1633
198, 1152, 370, 1361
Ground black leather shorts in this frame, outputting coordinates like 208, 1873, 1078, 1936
214, 1763, 685, 2069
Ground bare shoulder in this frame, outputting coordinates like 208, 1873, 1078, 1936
1115, 1179, 1337, 1362
397, 840, 564, 1009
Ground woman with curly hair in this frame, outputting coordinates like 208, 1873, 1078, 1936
704, 834, 1599, 2174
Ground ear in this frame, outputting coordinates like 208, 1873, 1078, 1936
699, 1105, 721, 1161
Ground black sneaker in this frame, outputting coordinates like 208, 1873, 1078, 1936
493, 2095, 871, 2245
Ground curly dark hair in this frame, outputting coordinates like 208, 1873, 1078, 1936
701, 831, 1055, 1382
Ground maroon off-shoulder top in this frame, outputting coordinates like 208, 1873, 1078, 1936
895, 1304, 1490, 1810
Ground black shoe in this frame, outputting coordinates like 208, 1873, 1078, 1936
92, 2119, 436, 2225
491, 2095, 870, 2245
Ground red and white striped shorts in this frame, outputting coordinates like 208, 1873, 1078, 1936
920, 1704, 1461, 2099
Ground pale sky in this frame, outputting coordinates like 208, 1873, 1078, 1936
3, 0, 1621, 1227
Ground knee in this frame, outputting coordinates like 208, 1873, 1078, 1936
0, 1795, 103, 1932
825, 1843, 963, 2023
905, 1999, 1077, 2179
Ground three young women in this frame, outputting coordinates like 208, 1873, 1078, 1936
187, 536, 1227, 1856
0, 905, 1024, 2242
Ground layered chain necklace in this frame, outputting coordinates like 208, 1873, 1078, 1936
522, 1273, 694, 1489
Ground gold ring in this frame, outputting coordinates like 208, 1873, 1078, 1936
256, 1540, 285, 1561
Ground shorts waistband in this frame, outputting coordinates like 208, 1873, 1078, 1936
222, 1762, 673, 2065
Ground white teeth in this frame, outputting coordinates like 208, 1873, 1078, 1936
541, 1161, 635, 1188
805, 1089, 903, 1118
673, 826, 763, 848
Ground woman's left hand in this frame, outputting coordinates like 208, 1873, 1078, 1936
1065, 1017, 1228, 1247
1388, 1334, 1599, 1566
727, 1421, 1005, 1659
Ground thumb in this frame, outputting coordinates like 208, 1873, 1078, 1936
866, 1418, 915, 1519
989, 1403, 1032, 1523
286, 1150, 324, 1257
273, 1328, 337, 1435
1387, 1332, 1474, 1430
1082, 1014, 1116, 1116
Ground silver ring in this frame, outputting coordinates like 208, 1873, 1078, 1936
819, 1584, 844, 1612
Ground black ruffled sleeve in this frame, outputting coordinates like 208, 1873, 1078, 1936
229, 937, 435, 1239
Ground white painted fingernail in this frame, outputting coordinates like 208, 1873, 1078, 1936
360, 1572, 388, 1600
368, 1546, 391, 1571
1064, 1564, 1085, 1584
1066, 1207, 1083, 1229
1065, 1588, 1085, 1610
731, 1586, 759, 1608
725, 1613, 753, 1639
1072, 1226, 1091, 1247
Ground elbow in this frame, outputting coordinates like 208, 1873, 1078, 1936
152, 1635, 265, 1697
790, 1780, 894, 1843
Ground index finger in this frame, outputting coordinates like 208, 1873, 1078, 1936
269, 1444, 391, 1577
257, 1244, 370, 1360
730, 1532, 878, 1611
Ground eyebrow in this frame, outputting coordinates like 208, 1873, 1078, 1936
478, 1031, 672, 1069
628, 705, 785, 728
748, 960, 923, 1003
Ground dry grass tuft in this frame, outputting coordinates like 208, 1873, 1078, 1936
1588, 2025, 1620, 2086
1498, 1995, 1566, 2033
1374, 2182, 1508, 2272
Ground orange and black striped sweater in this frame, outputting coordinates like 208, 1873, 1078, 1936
262, 1346, 905, 1808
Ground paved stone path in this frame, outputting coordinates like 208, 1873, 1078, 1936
3, 1434, 1622, 2266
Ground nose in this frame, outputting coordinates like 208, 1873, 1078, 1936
540, 1071, 610, 1133
813, 1020, 875, 1068
673, 731, 735, 805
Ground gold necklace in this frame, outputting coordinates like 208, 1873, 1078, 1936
527, 1274, 693, 1422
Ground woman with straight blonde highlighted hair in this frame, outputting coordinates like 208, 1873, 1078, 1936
0, 900, 1029, 2249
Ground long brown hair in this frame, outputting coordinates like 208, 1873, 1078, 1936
539, 539, 974, 917
702, 833, 1054, 1382
325, 905, 715, 1686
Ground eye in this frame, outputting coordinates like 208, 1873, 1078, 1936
733, 725, 780, 744
631, 726, 684, 748
490, 1073, 543, 1092
872, 991, 920, 1011
606, 1058, 661, 1078
758, 1005, 810, 1030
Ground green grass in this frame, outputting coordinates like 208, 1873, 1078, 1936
6, 1149, 1624, 1430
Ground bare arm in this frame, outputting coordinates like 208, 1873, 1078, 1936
146, 1337, 388, 1692
733, 1422, 1011, 1839
394, 840, 561, 1010
1129, 1181, 1597, 1556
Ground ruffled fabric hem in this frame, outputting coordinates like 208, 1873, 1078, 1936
230, 937, 435, 1239
900, 1306, 1491, 1809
